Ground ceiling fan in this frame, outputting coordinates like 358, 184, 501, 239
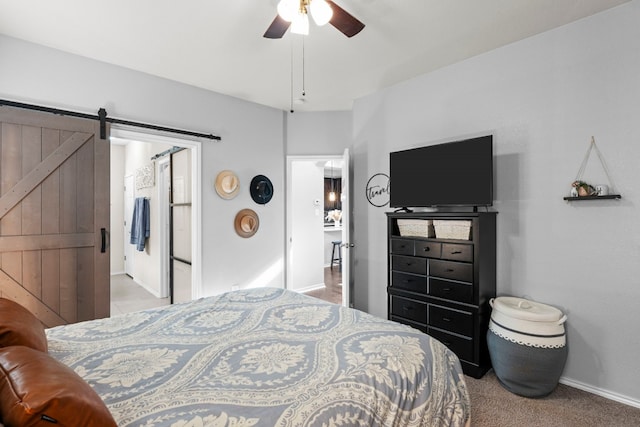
264, 0, 365, 39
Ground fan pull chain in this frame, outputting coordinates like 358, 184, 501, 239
290, 36, 294, 113
302, 37, 306, 98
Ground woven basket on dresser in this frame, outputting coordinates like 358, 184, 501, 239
397, 219, 434, 238
433, 220, 472, 240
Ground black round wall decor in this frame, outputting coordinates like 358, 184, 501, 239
366, 173, 390, 207
250, 174, 274, 205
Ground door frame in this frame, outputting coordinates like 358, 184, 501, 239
110, 128, 202, 299
124, 174, 135, 277
157, 157, 171, 298
341, 148, 352, 308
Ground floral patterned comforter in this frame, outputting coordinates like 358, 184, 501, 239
47, 288, 470, 427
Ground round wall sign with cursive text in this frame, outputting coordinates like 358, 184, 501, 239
366, 173, 390, 207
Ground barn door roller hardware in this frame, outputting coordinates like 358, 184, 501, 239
0, 99, 221, 142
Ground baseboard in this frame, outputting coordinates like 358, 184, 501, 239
133, 279, 162, 299
295, 283, 326, 294
559, 377, 640, 409
110, 271, 125, 276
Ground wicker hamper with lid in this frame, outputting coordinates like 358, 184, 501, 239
487, 296, 568, 397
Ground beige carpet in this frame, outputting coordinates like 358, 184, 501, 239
465, 371, 640, 426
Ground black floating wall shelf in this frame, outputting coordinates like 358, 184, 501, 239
563, 194, 621, 201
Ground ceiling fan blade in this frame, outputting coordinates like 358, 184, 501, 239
327, 1, 365, 37
263, 15, 291, 39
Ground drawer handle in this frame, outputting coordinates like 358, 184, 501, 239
446, 268, 455, 272
402, 305, 414, 311
406, 262, 414, 266
451, 250, 462, 254
442, 317, 452, 322
423, 247, 430, 252
442, 288, 451, 292
441, 340, 451, 346
402, 279, 413, 284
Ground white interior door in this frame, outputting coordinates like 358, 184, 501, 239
124, 175, 134, 277
341, 149, 352, 307
288, 159, 325, 291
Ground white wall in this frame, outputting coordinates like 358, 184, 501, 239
352, 1, 640, 404
0, 34, 285, 298
289, 160, 325, 291
286, 111, 352, 155
123, 140, 173, 297
109, 144, 125, 274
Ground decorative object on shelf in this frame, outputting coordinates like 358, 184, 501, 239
234, 209, 259, 238
564, 136, 621, 202
214, 170, 240, 200
571, 180, 596, 197
366, 173, 390, 207
594, 184, 609, 196
250, 175, 274, 205
326, 209, 342, 227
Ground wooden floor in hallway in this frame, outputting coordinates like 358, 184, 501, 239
303, 266, 343, 305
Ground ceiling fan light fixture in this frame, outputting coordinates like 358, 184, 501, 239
277, 0, 298, 22
310, 0, 333, 26
291, 11, 309, 35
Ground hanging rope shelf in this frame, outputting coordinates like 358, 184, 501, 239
563, 136, 621, 201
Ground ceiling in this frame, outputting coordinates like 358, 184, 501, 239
0, 0, 630, 112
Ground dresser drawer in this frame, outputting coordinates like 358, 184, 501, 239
391, 238, 414, 255
429, 278, 473, 303
428, 304, 474, 337
392, 255, 427, 275
391, 271, 427, 293
414, 241, 441, 258
441, 243, 473, 262
429, 259, 473, 282
428, 327, 474, 362
390, 315, 427, 333
390, 295, 427, 323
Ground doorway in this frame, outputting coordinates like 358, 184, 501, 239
286, 151, 351, 306
109, 128, 201, 315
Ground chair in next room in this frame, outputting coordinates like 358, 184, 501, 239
330, 240, 342, 269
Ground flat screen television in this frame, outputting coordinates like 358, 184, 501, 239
389, 135, 493, 209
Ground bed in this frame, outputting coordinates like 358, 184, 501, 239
5, 288, 470, 426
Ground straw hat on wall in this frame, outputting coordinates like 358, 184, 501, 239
215, 170, 240, 199
234, 209, 259, 238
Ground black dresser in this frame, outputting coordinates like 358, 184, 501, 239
386, 211, 497, 378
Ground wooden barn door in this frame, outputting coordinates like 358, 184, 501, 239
0, 106, 109, 327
